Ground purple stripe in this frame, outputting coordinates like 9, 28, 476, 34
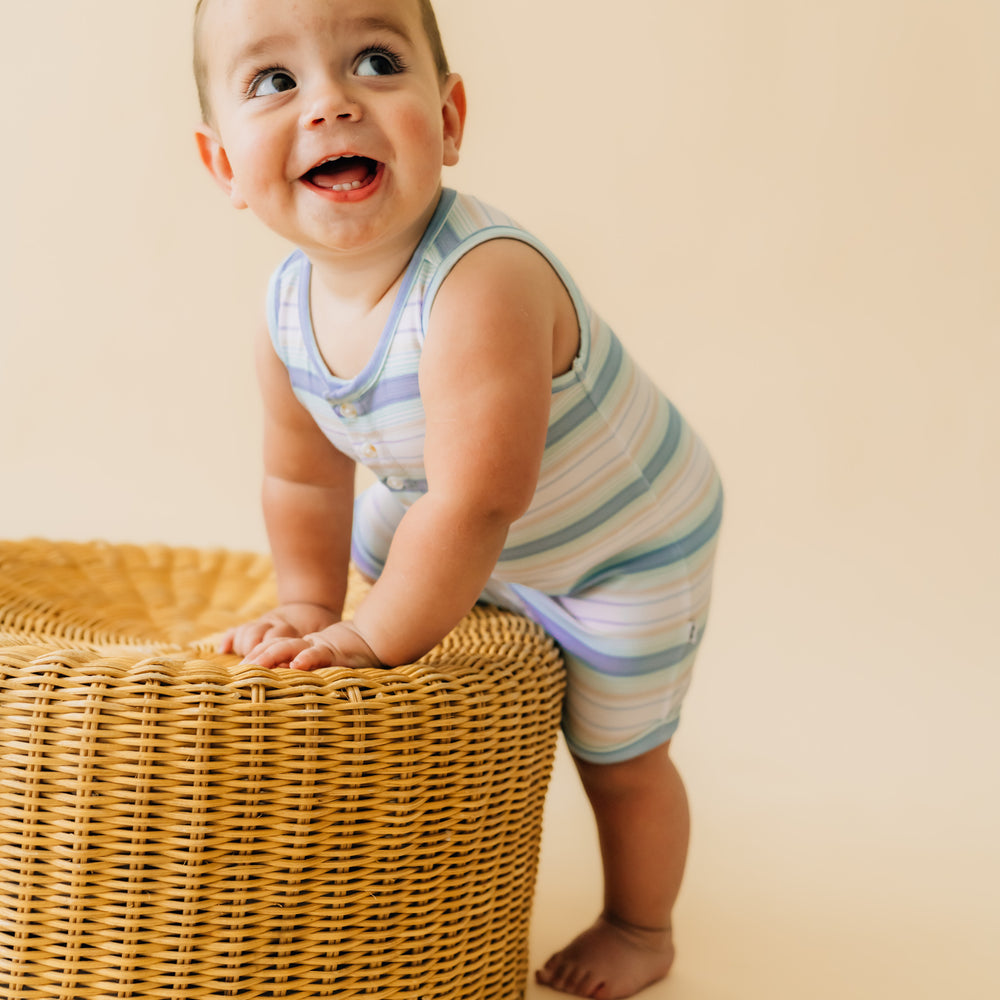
509, 584, 704, 677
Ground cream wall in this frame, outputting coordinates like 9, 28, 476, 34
2, 2, 997, 997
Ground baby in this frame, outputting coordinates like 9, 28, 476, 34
193, 1, 722, 997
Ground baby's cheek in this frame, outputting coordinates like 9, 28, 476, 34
397, 108, 448, 155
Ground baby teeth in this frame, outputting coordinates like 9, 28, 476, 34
329, 180, 365, 192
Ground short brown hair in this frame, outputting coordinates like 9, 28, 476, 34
193, 0, 451, 124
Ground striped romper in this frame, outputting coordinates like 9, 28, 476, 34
268, 189, 723, 763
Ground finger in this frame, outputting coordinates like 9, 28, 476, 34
236, 620, 292, 658
222, 625, 260, 657
289, 645, 336, 671
228, 623, 267, 657
242, 637, 308, 668
263, 621, 298, 642
217, 628, 236, 654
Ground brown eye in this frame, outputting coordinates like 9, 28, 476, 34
252, 70, 296, 97
356, 49, 403, 77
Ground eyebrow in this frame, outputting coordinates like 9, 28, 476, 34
225, 34, 296, 82
224, 17, 415, 81
353, 15, 414, 44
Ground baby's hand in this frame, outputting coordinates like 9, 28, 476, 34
218, 602, 340, 658
240, 621, 382, 672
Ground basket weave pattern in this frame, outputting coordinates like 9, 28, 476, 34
0, 540, 565, 1000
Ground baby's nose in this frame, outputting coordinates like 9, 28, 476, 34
303, 84, 362, 128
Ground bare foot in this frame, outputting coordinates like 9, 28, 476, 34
535, 914, 675, 999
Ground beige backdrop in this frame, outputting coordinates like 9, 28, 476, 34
2, 2, 997, 997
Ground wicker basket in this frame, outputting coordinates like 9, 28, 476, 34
0, 539, 565, 1000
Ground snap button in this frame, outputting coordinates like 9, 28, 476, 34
361, 443, 378, 459
338, 402, 358, 420
386, 476, 405, 491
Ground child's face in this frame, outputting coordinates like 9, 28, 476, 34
196, 0, 464, 261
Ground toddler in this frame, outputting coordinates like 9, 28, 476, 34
193, 1, 722, 997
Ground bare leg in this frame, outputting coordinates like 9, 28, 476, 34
536, 741, 689, 999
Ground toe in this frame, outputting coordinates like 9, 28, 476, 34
572, 968, 603, 999
536, 953, 564, 987
540, 956, 575, 994
564, 969, 590, 997
551, 961, 574, 993
553, 960, 594, 998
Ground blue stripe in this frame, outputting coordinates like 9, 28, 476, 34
565, 717, 681, 764
509, 587, 703, 676
499, 400, 685, 563
387, 478, 427, 493
571, 487, 724, 593
641, 399, 684, 482
499, 477, 650, 564
434, 217, 462, 259
365, 373, 421, 411
547, 329, 624, 447
280, 191, 458, 404
288, 365, 335, 400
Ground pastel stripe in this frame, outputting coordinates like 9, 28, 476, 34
267, 188, 723, 761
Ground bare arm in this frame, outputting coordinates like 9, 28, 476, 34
220, 324, 363, 659
350, 241, 556, 663
248, 239, 565, 670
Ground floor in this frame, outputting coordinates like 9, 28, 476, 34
526, 739, 996, 1000
524, 570, 998, 1000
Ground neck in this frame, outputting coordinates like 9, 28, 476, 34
308, 243, 411, 318
304, 187, 444, 312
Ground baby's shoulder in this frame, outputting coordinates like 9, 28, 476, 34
435, 237, 567, 318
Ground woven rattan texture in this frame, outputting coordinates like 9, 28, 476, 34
0, 540, 565, 1000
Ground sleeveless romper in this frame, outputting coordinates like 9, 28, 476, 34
268, 189, 723, 763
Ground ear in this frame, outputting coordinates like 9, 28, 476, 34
440, 74, 467, 167
195, 125, 248, 210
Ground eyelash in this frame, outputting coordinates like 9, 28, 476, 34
241, 41, 408, 99
357, 43, 408, 74
243, 65, 291, 99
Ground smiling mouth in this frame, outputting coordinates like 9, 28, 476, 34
302, 155, 381, 192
